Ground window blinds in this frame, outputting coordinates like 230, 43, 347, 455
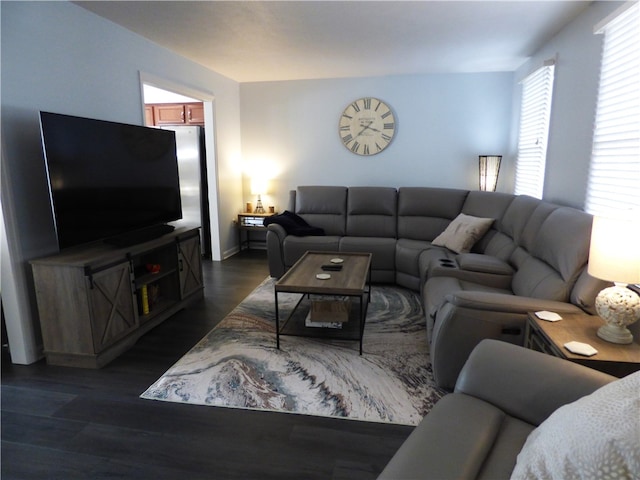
514, 64, 555, 199
586, 2, 640, 216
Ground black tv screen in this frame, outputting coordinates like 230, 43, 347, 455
39, 111, 182, 249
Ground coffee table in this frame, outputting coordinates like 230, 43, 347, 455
274, 251, 372, 354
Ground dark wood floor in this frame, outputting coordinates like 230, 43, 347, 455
1, 250, 412, 480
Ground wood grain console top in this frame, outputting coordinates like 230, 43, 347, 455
528, 312, 640, 364
276, 251, 371, 295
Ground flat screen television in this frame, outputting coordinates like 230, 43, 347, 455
39, 111, 182, 250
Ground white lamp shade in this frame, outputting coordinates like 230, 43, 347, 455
250, 178, 268, 195
588, 215, 640, 284
479, 155, 501, 192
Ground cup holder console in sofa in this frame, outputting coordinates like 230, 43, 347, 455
265, 186, 610, 389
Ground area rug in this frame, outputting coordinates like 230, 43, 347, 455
140, 277, 445, 426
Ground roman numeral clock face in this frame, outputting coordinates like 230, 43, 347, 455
339, 97, 396, 156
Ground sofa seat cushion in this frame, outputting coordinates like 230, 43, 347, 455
282, 236, 341, 267
378, 393, 534, 480
339, 236, 396, 271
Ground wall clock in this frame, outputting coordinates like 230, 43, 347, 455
339, 97, 396, 156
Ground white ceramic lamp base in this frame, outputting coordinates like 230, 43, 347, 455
595, 285, 640, 345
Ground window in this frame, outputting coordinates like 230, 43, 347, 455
585, 2, 640, 216
514, 63, 555, 199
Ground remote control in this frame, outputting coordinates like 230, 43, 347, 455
321, 264, 342, 271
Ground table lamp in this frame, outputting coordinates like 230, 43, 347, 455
250, 177, 267, 214
479, 155, 502, 192
587, 215, 640, 344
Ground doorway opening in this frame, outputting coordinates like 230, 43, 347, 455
139, 74, 220, 260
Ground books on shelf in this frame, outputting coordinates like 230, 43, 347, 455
305, 311, 343, 329
305, 296, 351, 328
138, 283, 161, 315
140, 285, 150, 315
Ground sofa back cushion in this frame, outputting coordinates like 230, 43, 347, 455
483, 196, 554, 262
570, 268, 612, 315
346, 187, 397, 237
460, 191, 515, 254
511, 207, 593, 301
397, 187, 469, 241
294, 186, 348, 235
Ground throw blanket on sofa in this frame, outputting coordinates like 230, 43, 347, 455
263, 210, 325, 236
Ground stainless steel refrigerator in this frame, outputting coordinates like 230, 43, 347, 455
161, 125, 211, 258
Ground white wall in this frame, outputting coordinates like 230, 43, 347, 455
0, 1, 242, 363
240, 73, 515, 211
512, 1, 625, 209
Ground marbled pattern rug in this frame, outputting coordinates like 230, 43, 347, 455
140, 277, 445, 425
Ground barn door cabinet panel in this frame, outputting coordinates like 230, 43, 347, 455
87, 261, 139, 352
30, 227, 204, 368
178, 233, 203, 298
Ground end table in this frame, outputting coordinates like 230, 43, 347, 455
237, 212, 274, 251
525, 311, 640, 377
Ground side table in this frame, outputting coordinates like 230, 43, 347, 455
525, 311, 640, 377
237, 213, 274, 251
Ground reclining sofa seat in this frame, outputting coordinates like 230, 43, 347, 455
395, 187, 470, 290
266, 186, 346, 278
341, 186, 397, 283
267, 186, 399, 283
413, 189, 516, 291
425, 197, 604, 390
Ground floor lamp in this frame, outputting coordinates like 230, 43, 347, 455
479, 155, 502, 192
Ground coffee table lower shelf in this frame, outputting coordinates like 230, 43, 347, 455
275, 293, 370, 354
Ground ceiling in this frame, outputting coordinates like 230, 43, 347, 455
75, 1, 591, 83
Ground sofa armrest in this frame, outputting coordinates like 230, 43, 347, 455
456, 253, 514, 275
428, 257, 513, 289
455, 339, 615, 426
429, 294, 585, 390
445, 291, 585, 314
266, 224, 288, 278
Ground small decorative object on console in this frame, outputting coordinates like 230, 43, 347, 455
535, 311, 563, 322
146, 263, 161, 274
564, 341, 598, 357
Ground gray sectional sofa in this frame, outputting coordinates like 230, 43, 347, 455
266, 186, 609, 389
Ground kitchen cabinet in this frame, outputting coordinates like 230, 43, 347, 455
147, 103, 205, 126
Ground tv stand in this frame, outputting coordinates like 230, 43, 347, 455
105, 224, 175, 248
30, 227, 203, 368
